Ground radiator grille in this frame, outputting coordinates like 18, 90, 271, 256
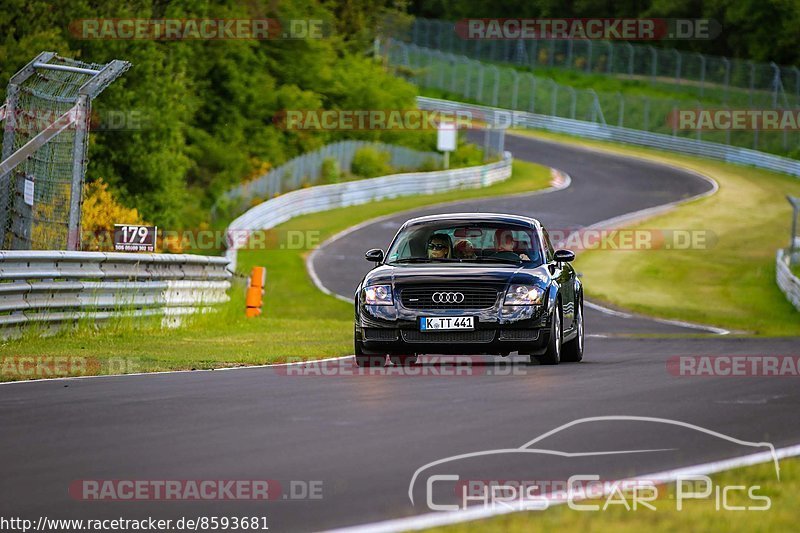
363, 328, 398, 341
401, 330, 495, 343
499, 329, 539, 341
400, 287, 499, 310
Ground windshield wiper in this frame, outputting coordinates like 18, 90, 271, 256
471, 256, 523, 265
390, 257, 462, 264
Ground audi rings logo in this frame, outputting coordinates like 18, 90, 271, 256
431, 292, 465, 304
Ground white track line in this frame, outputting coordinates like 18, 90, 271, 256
0, 355, 355, 386
584, 300, 732, 335
324, 443, 800, 533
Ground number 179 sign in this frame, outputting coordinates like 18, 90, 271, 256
114, 224, 157, 252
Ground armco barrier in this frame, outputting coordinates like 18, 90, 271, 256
416, 96, 800, 178
225, 152, 513, 271
217, 140, 443, 219
0, 251, 231, 338
776, 248, 800, 311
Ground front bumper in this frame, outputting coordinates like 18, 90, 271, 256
356, 301, 551, 355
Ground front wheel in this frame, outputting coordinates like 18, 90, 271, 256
534, 303, 561, 365
562, 298, 584, 362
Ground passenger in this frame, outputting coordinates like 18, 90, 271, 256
453, 239, 477, 260
426, 233, 452, 259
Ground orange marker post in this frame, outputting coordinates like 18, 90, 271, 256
245, 266, 266, 317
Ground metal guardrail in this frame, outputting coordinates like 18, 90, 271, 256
225, 153, 513, 270
417, 96, 800, 177
776, 247, 800, 311
216, 140, 443, 220
0, 251, 231, 338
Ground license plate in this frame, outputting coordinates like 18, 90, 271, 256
420, 317, 474, 331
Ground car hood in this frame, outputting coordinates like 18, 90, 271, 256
363, 264, 550, 289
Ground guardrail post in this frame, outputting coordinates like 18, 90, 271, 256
648, 46, 657, 83
722, 58, 730, 103
491, 66, 500, 107
788, 196, 800, 266
698, 53, 706, 98
10, 173, 33, 249
510, 70, 519, 110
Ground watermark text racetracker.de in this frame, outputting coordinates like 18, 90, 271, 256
667, 355, 800, 377
1, 516, 268, 532
0, 356, 139, 378
277, 356, 530, 377
68, 479, 323, 501
69, 18, 329, 40
454, 18, 720, 41
80, 227, 715, 254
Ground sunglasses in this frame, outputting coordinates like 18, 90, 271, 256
427, 243, 448, 251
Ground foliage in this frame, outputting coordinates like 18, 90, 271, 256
409, 0, 800, 65
81, 178, 146, 251
321, 157, 341, 183
0, 0, 419, 230
350, 146, 393, 177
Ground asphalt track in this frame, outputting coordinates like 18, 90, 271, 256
1, 134, 799, 532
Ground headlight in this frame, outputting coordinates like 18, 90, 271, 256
504, 284, 545, 306
364, 284, 393, 305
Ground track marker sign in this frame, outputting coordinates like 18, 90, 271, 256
114, 224, 157, 252
437, 123, 457, 169
23, 178, 35, 206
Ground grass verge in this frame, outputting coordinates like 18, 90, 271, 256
511, 128, 800, 336
0, 160, 551, 381
426, 457, 799, 532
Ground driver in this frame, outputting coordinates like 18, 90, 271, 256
426, 233, 452, 259
494, 229, 530, 261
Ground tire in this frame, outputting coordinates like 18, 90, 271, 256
534, 302, 562, 365
390, 355, 418, 366
562, 297, 584, 363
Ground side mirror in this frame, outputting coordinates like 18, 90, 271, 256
365, 249, 384, 264
553, 249, 575, 263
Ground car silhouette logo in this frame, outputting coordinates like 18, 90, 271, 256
432, 292, 465, 304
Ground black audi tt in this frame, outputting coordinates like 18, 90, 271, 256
354, 213, 584, 367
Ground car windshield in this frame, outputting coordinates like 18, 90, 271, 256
385, 221, 543, 266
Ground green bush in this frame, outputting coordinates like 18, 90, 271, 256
321, 157, 341, 184
350, 147, 393, 178
450, 142, 486, 167
418, 157, 440, 172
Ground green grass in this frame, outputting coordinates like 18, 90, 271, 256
0, 160, 552, 381
511, 128, 800, 336
427, 457, 800, 532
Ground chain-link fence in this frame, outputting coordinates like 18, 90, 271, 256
408, 19, 799, 110
384, 39, 800, 156
0, 52, 129, 251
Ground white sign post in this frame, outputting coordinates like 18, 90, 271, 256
437, 123, 457, 170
